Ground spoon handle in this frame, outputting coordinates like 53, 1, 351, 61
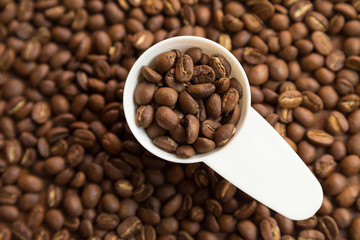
204, 107, 323, 220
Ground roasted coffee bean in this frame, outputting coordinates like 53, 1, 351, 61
0, 205, 20, 222
306, 129, 334, 147
222, 88, 239, 113
176, 145, 196, 158
81, 183, 102, 208
192, 65, 215, 84
214, 77, 231, 93
117, 216, 142, 238
154, 51, 177, 73
134, 82, 157, 105
278, 90, 302, 109
154, 87, 178, 106
339, 155, 360, 177
179, 91, 199, 116
318, 216, 339, 239
269, 59, 289, 82
201, 120, 222, 139
193, 137, 216, 154
260, 217, 281, 240
186, 83, 216, 99
136, 105, 155, 128
244, 47, 266, 65
169, 125, 187, 145
12, 221, 32, 240
302, 91, 323, 112
215, 179, 236, 203
153, 136, 178, 153
214, 124, 236, 147
209, 54, 231, 78
298, 230, 325, 240
155, 106, 180, 130
175, 54, 194, 83
296, 216, 318, 230
185, 115, 199, 144
142, 66, 162, 83
314, 154, 337, 179
96, 213, 119, 230
17, 174, 44, 192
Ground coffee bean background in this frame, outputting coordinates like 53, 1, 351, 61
0, 0, 360, 240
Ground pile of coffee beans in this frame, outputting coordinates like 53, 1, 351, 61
134, 49, 243, 157
0, 0, 360, 239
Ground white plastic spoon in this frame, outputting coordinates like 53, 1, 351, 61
124, 36, 323, 220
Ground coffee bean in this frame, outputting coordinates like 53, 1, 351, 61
27, 204, 44, 229
298, 230, 325, 240
193, 137, 216, 154
260, 217, 281, 240
214, 124, 236, 147
0, 205, 20, 222
43, 156, 66, 175
323, 173, 348, 196
134, 82, 157, 105
244, 47, 266, 65
348, 217, 360, 240
142, 66, 162, 83
4, 139, 22, 164
136, 105, 155, 128
293, 107, 315, 128
117, 216, 142, 238
81, 183, 102, 208
224, 104, 241, 126
176, 145, 196, 158
192, 65, 215, 84
2, 165, 21, 185
311, 31, 333, 56
208, 54, 231, 78
222, 88, 239, 113
305, 11, 329, 31
318, 216, 339, 239
179, 91, 199, 116
326, 49, 345, 72
96, 213, 119, 230
185, 115, 199, 144
237, 220, 258, 240
339, 155, 360, 177
12, 221, 32, 240
17, 174, 44, 192
154, 51, 177, 73
278, 90, 302, 109
314, 154, 337, 179
73, 129, 96, 148
306, 129, 334, 147
248, 64, 269, 85
155, 106, 180, 130
214, 77, 231, 94
175, 54, 194, 83
63, 194, 83, 218
153, 136, 179, 153
335, 184, 359, 208
215, 179, 236, 203
169, 125, 186, 145
154, 87, 178, 106
186, 83, 216, 99
0, 225, 11, 240
101, 132, 122, 155
337, 94, 360, 113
